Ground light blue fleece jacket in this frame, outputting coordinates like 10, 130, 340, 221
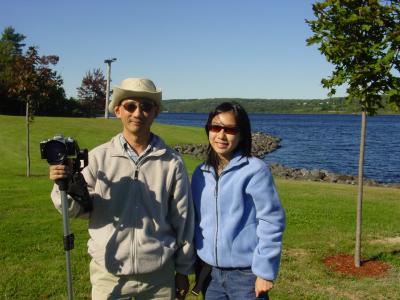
191, 153, 286, 280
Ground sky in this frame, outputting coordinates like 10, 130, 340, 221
1, 0, 347, 100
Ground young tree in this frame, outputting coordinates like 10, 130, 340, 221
306, 0, 400, 267
8, 46, 63, 176
77, 68, 106, 117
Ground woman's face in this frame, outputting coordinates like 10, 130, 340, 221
208, 111, 240, 161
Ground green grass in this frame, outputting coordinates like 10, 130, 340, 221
1, 115, 399, 299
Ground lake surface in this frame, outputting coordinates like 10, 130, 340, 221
156, 113, 400, 184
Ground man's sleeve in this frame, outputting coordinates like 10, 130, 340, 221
168, 159, 196, 275
50, 154, 96, 219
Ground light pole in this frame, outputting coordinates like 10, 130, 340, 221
104, 58, 117, 118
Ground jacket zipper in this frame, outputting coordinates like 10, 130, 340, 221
130, 154, 158, 274
214, 175, 219, 266
132, 165, 139, 273
131, 160, 145, 273
130, 159, 144, 273
119, 140, 166, 274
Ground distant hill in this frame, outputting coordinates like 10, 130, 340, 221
161, 97, 399, 114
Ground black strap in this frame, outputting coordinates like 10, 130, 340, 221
191, 259, 212, 296
63, 233, 75, 251
67, 173, 92, 213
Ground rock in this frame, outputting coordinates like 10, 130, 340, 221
173, 133, 398, 188
267, 163, 395, 187
174, 132, 281, 159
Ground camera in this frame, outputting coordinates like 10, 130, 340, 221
40, 134, 92, 212
40, 134, 88, 173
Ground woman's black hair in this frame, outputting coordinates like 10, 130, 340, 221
204, 102, 252, 170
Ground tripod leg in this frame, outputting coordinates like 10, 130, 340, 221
60, 189, 74, 300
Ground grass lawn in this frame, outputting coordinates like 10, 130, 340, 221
0, 115, 399, 299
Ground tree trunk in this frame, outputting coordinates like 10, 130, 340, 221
355, 110, 366, 267
26, 101, 30, 177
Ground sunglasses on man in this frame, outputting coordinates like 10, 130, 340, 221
122, 101, 155, 113
208, 124, 239, 135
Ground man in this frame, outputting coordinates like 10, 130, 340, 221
49, 78, 195, 300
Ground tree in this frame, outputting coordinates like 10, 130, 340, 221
1, 26, 26, 55
1, 27, 69, 117
77, 68, 106, 117
0, 27, 27, 113
8, 45, 63, 176
306, 0, 400, 267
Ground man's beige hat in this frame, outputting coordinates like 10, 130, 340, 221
108, 78, 162, 112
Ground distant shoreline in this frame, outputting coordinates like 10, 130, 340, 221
161, 111, 400, 116
161, 98, 399, 115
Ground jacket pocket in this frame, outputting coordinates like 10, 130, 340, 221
231, 223, 258, 265
136, 239, 175, 273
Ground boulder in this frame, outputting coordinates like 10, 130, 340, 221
174, 132, 281, 159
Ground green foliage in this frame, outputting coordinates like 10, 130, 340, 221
0, 27, 25, 114
0, 26, 84, 117
0, 27, 65, 117
0, 26, 26, 55
161, 97, 398, 114
77, 68, 107, 117
7, 46, 64, 121
0, 115, 399, 299
306, 0, 400, 115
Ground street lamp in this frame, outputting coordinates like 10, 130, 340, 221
104, 58, 117, 118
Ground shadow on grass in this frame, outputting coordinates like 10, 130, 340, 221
371, 250, 400, 268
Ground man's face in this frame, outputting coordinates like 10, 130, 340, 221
114, 98, 159, 137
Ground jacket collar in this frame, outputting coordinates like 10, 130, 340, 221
200, 151, 249, 175
109, 133, 167, 158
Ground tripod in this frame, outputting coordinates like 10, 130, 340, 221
57, 179, 74, 300
40, 134, 89, 300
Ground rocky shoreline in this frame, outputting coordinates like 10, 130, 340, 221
173, 131, 281, 159
174, 132, 399, 188
269, 163, 400, 188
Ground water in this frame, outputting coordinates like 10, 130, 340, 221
156, 113, 400, 184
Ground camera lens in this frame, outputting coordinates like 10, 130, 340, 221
43, 140, 67, 164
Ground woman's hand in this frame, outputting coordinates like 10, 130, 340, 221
255, 277, 274, 297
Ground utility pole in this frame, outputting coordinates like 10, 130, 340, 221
104, 58, 117, 118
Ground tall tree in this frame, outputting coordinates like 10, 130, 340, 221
1, 26, 26, 55
77, 68, 106, 117
0, 27, 27, 113
306, 0, 400, 267
0, 26, 68, 116
8, 46, 63, 176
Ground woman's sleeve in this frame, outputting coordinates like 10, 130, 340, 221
248, 164, 286, 280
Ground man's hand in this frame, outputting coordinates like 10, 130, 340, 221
255, 277, 274, 297
175, 273, 189, 299
49, 164, 70, 181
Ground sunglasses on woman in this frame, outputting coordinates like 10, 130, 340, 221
122, 101, 154, 113
208, 124, 239, 135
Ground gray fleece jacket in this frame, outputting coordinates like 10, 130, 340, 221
51, 133, 195, 275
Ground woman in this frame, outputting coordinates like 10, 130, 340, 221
191, 102, 285, 299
